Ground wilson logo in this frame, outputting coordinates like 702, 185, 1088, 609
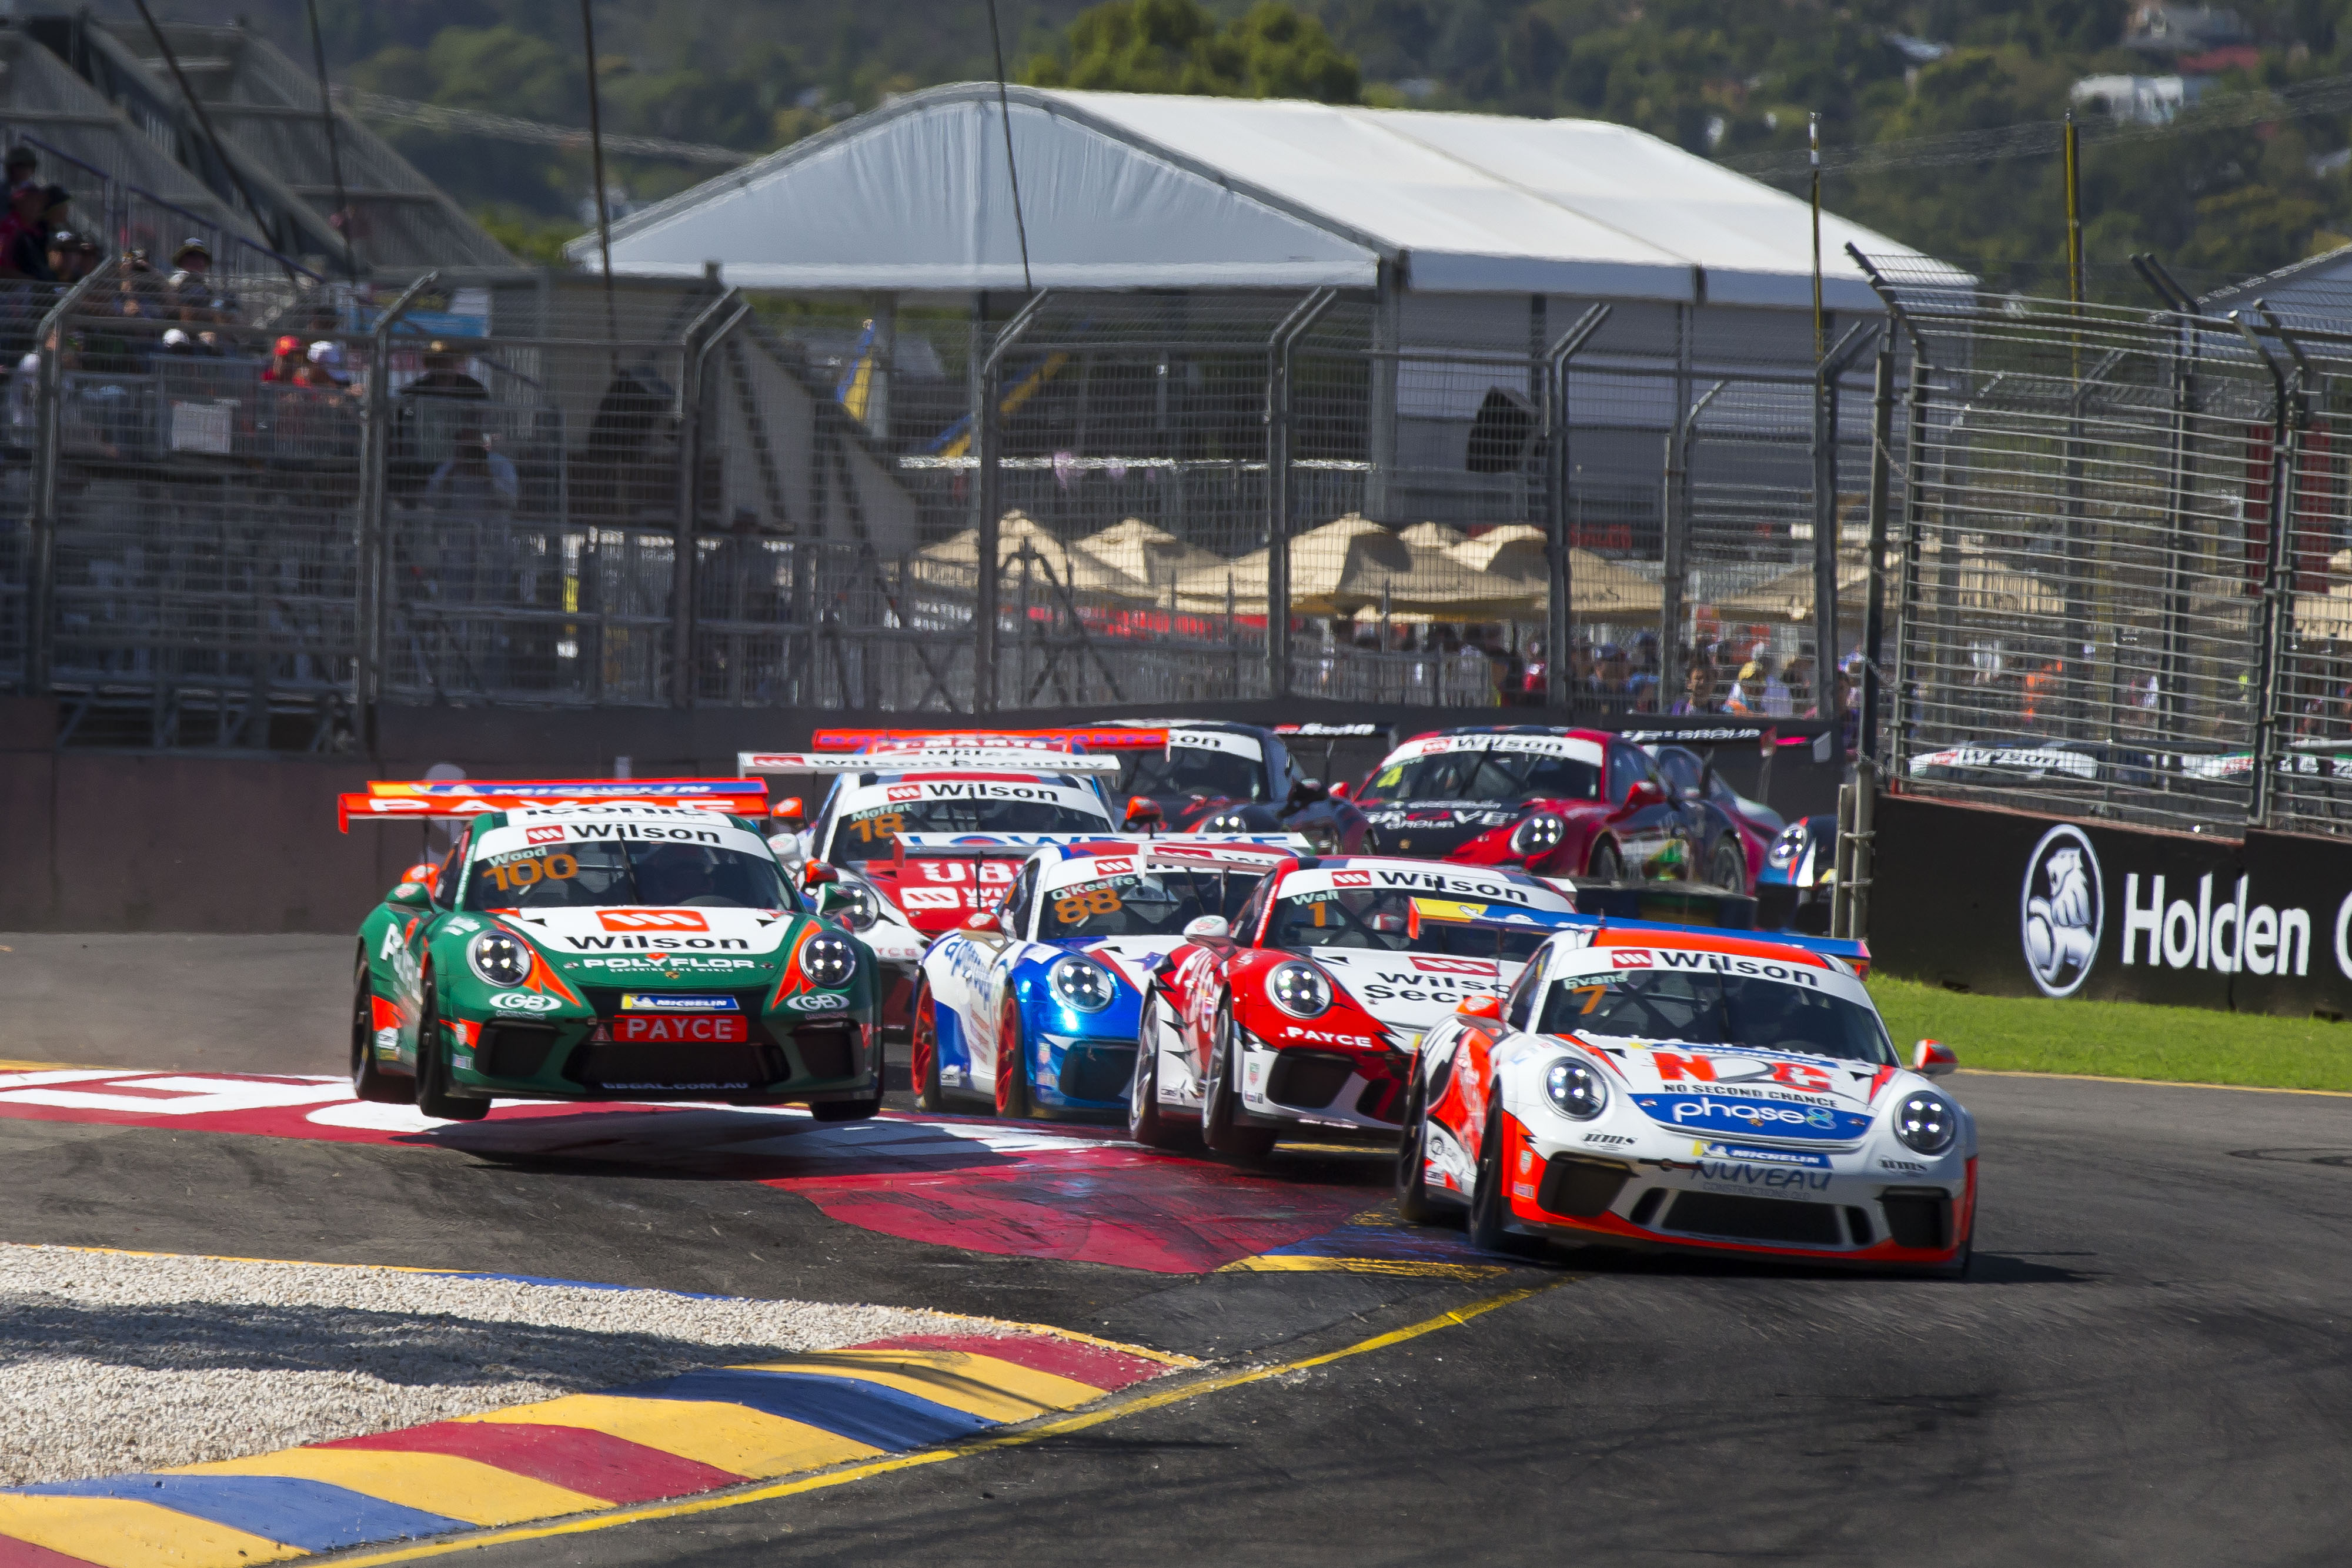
525, 827, 566, 844
597, 910, 709, 931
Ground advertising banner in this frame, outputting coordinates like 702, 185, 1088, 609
1870, 794, 2352, 1015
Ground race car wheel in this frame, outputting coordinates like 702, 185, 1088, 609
911, 981, 947, 1112
1394, 1070, 1445, 1225
1201, 1001, 1275, 1164
1705, 835, 1748, 893
1126, 998, 1193, 1149
414, 983, 489, 1123
350, 957, 414, 1106
994, 1002, 1033, 1120
1586, 838, 1625, 881
1468, 1095, 1537, 1256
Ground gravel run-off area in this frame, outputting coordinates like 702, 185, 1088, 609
0, 1243, 1015, 1487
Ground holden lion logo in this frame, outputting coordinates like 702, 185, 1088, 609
2021, 824, 2102, 997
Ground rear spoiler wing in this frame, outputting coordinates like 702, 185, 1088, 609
811, 727, 1167, 753
891, 831, 1309, 866
740, 748, 1125, 777
1404, 899, 1870, 974
339, 778, 767, 832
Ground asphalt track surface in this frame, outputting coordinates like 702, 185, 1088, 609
5, 935, 2352, 1564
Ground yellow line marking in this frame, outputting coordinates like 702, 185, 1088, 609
457, 1395, 880, 1479
0, 1494, 307, 1568
1957, 1067, 2352, 1099
1215, 1256, 1508, 1279
172, 1449, 610, 1527
0, 1058, 81, 1072
728, 1349, 1104, 1420
322, 1277, 1565, 1568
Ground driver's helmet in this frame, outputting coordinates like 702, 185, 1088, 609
1367, 910, 1408, 934
635, 845, 716, 906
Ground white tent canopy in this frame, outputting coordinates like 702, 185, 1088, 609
580, 85, 1963, 307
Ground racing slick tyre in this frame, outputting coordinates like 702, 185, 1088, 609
414, 983, 489, 1123
994, 1002, 1034, 1120
1394, 1072, 1445, 1225
911, 981, 947, 1112
1586, 838, 1625, 881
350, 958, 414, 1106
1126, 999, 1195, 1150
1705, 835, 1748, 894
1468, 1094, 1539, 1258
1201, 1001, 1276, 1165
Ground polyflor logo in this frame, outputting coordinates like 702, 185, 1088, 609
1331, 871, 1372, 887
2020, 824, 2102, 997
597, 910, 710, 932
1611, 950, 1654, 968
525, 826, 566, 844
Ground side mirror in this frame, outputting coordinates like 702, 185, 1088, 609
402, 861, 440, 890
1182, 914, 1231, 941
386, 879, 433, 910
1913, 1039, 1957, 1077
1455, 993, 1504, 1021
771, 796, 805, 825
1625, 778, 1666, 809
1124, 794, 1164, 827
1287, 777, 1328, 810
801, 861, 839, 890
1327, 780, 1352, 801
963, 910, 997, 933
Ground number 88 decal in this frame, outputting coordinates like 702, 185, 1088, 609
1053, 886, 1123, 924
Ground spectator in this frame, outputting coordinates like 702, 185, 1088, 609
260, 334, 305, 383
1726, 656, 1793, 717
0, 183, 54, 281
407, 342, 488, 400
426, 426, 520, 512
166, 239, 213, 322
1595, 641, 1631, 697
298, 339, 353, 393
1669, 661, 1719, 716
1784, 653, 1816, 713
3, 148, 34, 190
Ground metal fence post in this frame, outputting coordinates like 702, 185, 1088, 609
670, 287, 749, 710
25, 261, 114, 698
973, 292, 1049, 714
1861, 327, 1897, 764
1543, 305, 1611, 707
2236, 307, 2309, 830
1662, 379, 1726, 718
353, 270, 437, 755
1265, 287, 1337, 703
1813, 323, 1879, 735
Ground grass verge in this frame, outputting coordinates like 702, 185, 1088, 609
1866, 973, 2352, 1093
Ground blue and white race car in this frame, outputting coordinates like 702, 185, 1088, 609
910, 835, 1302, 1118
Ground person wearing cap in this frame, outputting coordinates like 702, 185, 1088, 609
298, 338, 352, 392
168, 238, 212, 323
261, 333, 304, 383
406, 341, 487, 400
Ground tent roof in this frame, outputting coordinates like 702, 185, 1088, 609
582, 85, 1962, 306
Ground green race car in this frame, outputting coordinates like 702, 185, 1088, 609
350, 792, 881, 1122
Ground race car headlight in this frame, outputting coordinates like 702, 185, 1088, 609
467, 929, 529, 988
1509, 813, 1567, 857
1768, 824, 1806, 868
1544, 1058, 1608, 1120
1203, 811, 1252, 832
1266, 960, 1331, 1019
1892, 1090, 1957, 1155
827, 878, 881, 933
1048, 954, 1116, 1012
800, 932, 858, 989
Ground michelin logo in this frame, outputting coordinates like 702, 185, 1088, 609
2021, 825, 2101, 998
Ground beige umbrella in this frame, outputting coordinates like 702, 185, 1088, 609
1075, 518, 1225, 590
1451, 523, 1551, 581
1169, 513, 1412, 616
1562, 549, 1663, 618
1368, 521, 1544, 620
1712, 554, 1872, 625
914, 511, 1152, 599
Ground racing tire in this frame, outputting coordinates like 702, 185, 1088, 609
1126, 998, 1194, 1150
1705, 835, 1748, 894
810, 1092, 881, 1122
994, 1002, 1034, 1120
911, 981, 947, 1112
1201, 1002, 1276, 1165
1394, 1071, 1446, 1225
1468, 1094, 1539, 1258
413, 984, 489, 1123
1586, 838, 1625, 882
350, 958, 414, 1106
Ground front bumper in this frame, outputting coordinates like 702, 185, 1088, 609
1235, 1034, 1408, 1134
447, 1011, 882, 1105
1440, 1110, 1973, 1266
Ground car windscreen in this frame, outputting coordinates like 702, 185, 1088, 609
1537, 969, 1895, 1064
827, 798, 1110, 864
1116, 746, 1267, 803
1041, 868, 1265, 938
463, 841, 796, 911
1268, 888, 1551, 961
1357, 747, 1600, 805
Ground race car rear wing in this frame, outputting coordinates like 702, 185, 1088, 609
338, 778, 768, 832
892, 830, 1309, 868
1581, 914, 1870, 974
810, 727, 1168, 753
739, 748, 1125, 777
1402, 898, 1870, 974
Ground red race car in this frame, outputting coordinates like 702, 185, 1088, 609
1129, 855, 1584, 1161
1354, 726, 1758, 892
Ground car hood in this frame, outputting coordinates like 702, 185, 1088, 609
1302, 947, 1526, 1037
494, 905, 802, 961
1569, 1036, 1903, 1144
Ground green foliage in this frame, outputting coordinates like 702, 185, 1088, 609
1868, 974, 2352, 1092
469, 203, 584, 267
1023, 0, 1360, 102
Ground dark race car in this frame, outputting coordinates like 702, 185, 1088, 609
1102, 719, 1369, 855
1353, 727, 1756, 892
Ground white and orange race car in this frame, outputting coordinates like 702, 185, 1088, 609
1398, 916, 1975, 1275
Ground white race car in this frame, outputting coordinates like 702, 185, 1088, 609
1398, 919, 1975, 1273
